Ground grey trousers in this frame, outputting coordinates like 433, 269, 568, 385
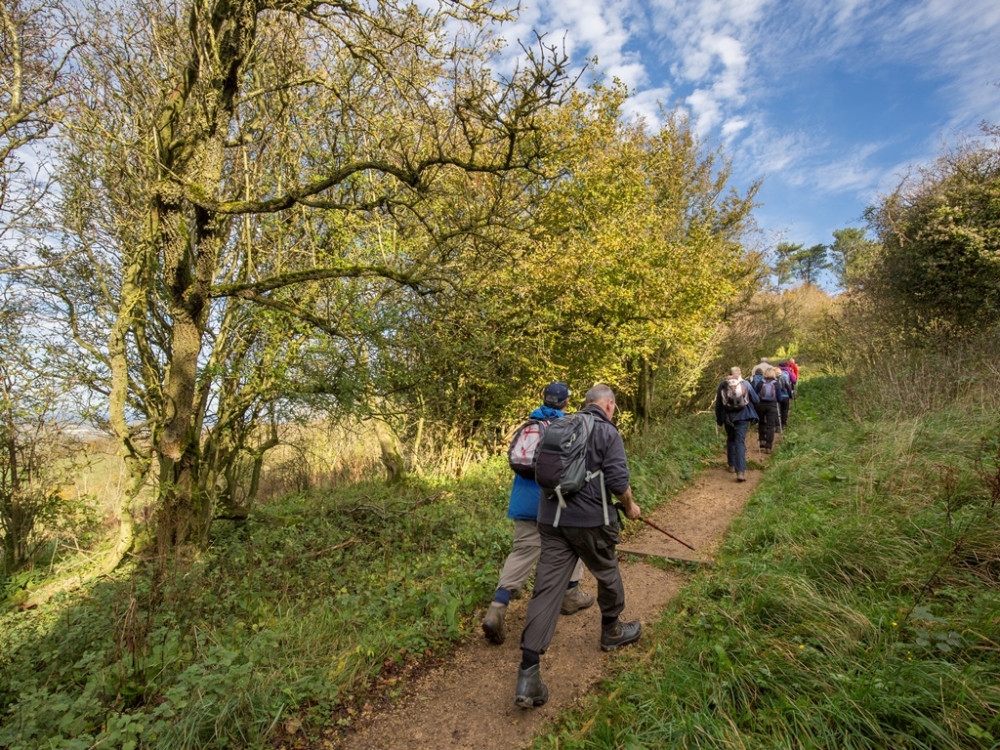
498, 519, 585, 594
520, 521, 625, 654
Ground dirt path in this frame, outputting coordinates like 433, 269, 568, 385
333, 451, 764, 750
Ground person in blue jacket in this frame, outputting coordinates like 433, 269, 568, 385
481, 382, 594, 645
714, 367, 759, 481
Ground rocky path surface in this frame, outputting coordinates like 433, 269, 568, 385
333, 453, 764, 750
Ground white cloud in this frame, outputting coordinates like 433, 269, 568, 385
607, 61, 649, 90
721, 118, 749, 140
686, 89, 724, 134
813, 147, 886, 194
882, 0, 1000, 129
622, 86, 676, 126
544, 0, 635, 70
734, 119, 819, 182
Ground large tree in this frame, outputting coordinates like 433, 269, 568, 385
391, 84, 760, 430
50, 0, 570, 558
775, 242, 829, 287
864, 126, 1000, 331
829, 227, 878, 291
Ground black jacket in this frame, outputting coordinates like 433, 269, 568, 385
536, 404, 629, 527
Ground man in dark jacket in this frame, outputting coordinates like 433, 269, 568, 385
481, 382, 594, 645
715, 366, 759, 481
514, 384, 642, 709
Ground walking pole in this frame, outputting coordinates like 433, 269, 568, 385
753, 390, 763, 462
638, 516, 696, 551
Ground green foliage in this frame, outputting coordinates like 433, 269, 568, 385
829, 226, 879, 291
533, 373, 1000, 749
842, 324, 1000, 421
773, 241, 830, 288
45, 0, 576, 554
863, 125, 1000, 333
391, 82, 761, 433
0, 292, 97, 577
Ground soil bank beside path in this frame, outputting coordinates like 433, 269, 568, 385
332, 453, 763, 750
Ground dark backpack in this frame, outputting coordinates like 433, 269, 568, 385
507, 418, 551, 480
777, 369, 793, 398
720, 378, 750, 412
534, 412, 608, 526
758, 379, 778, 402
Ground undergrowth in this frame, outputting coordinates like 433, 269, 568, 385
534, 373, 1000, 749
0, 412, 718, 749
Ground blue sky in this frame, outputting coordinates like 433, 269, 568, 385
496, 0, 1000, 255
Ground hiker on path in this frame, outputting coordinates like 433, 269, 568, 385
754, 368, 781, 454
786, 357, 799, 384
482, 382, 594, 645
715, 366, 760, 481
751, 356, 771, 378
776, 364, 794, 429
514, 384, 642, 709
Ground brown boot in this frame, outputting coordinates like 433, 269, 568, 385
560, 586, 595, 615
482, 602, 507, 644
600, 618, 641, 651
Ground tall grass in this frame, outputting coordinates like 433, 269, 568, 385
534, 370, 1000, 749
843, 321, 1000, 420
0, 410, 719, 748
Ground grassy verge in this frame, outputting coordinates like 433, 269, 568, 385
0, 412, 719, 749
534, 374, 1000, 749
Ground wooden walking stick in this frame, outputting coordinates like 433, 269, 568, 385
638, 516, 696, 551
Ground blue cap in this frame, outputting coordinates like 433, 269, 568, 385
543, 382, 571, 407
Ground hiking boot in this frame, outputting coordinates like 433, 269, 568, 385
727, 466, 736, 473
736, 471, 746, 482
600, 618, 641, 651
482, 602, 507, 645
514, 664, 548, 708
560, 586, 595, 615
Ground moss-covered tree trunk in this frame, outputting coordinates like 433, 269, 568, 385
111, 0, 256, 554
373, 418, 406, 485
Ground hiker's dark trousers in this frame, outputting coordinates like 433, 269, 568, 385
520, 521, 625, 655
757, 400, 779, 449
725, 419, 751, 472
